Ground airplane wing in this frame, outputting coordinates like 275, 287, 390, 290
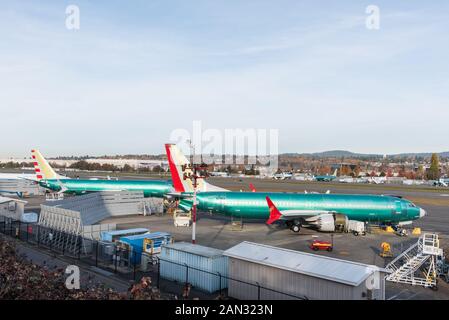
265, 196, 332, 225
164, 192, 194, 199
18, 177, 39, 183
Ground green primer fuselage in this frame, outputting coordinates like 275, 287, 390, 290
39, 179, 174, 198
183, 192, 423, 223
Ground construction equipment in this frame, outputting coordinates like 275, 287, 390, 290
385, 233, 443, 289
380, 242, 393, 258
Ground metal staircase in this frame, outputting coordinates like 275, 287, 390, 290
385, 233, 443, 288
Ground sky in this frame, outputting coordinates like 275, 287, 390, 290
0, 1, 448, 158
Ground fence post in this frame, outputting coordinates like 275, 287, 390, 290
10, 219, 13, 235
185, 264, 189, 286
50, 229, 53, 252
114, 245, 118, 273
17, 220, 21, 239
95, 241, 99, 267
218, 272, 222, 296
256, 282, 261, 300
157, 257, 160, 288
37, 225, 40, 247
133, 258, 137, 281
26, 223, 29, 243
77, 236, 81, 260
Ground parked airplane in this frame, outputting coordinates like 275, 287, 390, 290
434, 178, 449, 187
272, 172, 293, 180
209, 171, 229, 177
314, 169, 338, 182
165, 144, 426, 233
33, 149, 174, 197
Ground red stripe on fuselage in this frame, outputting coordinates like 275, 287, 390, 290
165, 144, 185, 193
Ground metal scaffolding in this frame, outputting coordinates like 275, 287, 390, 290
385, 233, 443, 288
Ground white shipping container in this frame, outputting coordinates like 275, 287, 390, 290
160, 242, 228, 293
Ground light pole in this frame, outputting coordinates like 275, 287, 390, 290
184, 140, 209, 244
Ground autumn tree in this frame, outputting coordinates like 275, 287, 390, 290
427, 153, 440, 180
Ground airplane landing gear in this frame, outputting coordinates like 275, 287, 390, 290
287, 220, 301, 233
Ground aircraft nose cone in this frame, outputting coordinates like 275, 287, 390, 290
419, 208, 426, 218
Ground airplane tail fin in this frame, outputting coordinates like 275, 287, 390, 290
31, 149, 59, 180
165, 144, 194, 193
266, 196, 283, 225
249, 183, 256, 192
165, 143, 230, 193
333, 169, 338, 176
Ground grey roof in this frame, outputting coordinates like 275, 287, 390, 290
163, 242, 224, 258
224, 241, 388, 286
0, 196, 27, 204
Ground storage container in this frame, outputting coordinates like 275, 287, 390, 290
160, 242, 228, 293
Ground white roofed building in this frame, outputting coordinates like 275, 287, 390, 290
223, 241, 388, 300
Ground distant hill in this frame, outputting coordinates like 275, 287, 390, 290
281, 150, 449, 159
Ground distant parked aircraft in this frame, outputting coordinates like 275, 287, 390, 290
272, 172, 293, 180
314, 169, 338, 182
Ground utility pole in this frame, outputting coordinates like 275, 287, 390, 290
184, 141, 209, 244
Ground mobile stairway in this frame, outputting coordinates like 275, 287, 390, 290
385, 233, 443, 288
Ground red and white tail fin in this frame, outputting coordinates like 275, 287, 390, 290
165, 143, 201, 193
249, 183, 256, 192
165, 143, 229, 193
31, 149, 66, 181
266, 196, 283, 225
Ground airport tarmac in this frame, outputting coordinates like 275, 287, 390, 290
11, 173, 449, 299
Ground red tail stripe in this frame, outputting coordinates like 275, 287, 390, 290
35, 168, 41, 172
266, 197, 282, 225
32, 155, 36, 159
165, 144, 185, 193
33, 162, 38, 166
36, 175, 43, 179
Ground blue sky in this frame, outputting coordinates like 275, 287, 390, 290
1, 1, 448, 157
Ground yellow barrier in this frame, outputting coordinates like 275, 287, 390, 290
412, 228, 421, 235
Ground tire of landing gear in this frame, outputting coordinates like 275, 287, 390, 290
353, 231, 359, 236
291, 225, 300, 233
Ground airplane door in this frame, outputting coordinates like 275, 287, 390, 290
217, 194, 226, 212
394, 200, 406, 215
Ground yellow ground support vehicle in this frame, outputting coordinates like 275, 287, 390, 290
380, 242, 393, 258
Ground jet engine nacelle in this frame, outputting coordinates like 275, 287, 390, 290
307, 213, 348, 232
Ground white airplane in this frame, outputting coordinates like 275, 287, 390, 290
209, 171, 229, 177
272, 172, 293, 180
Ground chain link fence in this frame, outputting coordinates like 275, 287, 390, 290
0, 215, 306, 300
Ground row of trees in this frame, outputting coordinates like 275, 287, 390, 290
67, 161, 165, 173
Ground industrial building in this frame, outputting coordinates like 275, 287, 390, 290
223, 242, 388, 300
0, 196, 35, 222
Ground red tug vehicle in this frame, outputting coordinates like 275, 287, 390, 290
310, 240, 333, 252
